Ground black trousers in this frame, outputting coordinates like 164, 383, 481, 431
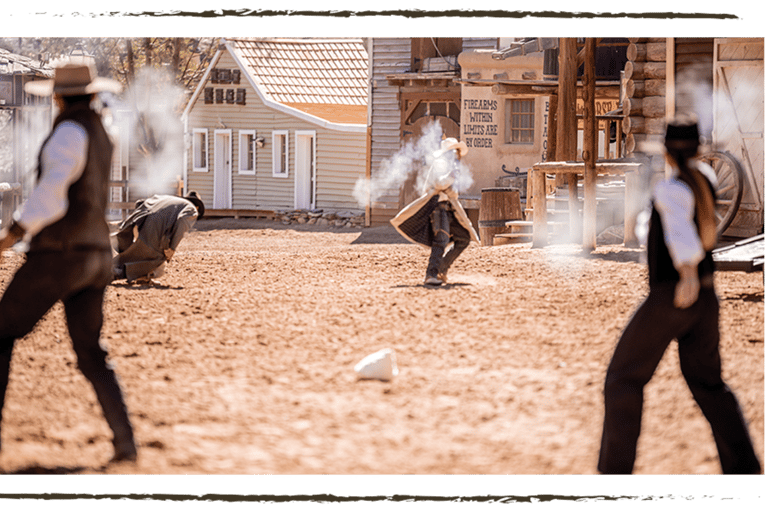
0, 250, 135, 451
426, 202, 471, 279
598, 282, 761, 474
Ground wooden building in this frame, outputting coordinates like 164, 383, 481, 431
366, 37, 499, 226
182, 38, 368, 216
624, 37, 764, 238
0, 49, 52, 227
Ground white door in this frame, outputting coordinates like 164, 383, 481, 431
214, 129, 232, 209
294, 131, 316, 210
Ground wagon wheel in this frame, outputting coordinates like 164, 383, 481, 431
698, 151, 744, 237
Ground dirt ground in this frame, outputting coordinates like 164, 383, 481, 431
0, 218, 763, 476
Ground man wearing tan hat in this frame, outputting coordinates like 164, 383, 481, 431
390, 137, 480, 286
0, 59, 137, 462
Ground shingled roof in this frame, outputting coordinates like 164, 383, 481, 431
0, 48, 53, 77
227, 38, 368, 125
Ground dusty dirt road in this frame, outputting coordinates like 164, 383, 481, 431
0, 218, 763, 476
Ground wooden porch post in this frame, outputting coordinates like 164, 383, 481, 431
556, 38, 579, 243
532, 169, 548, 247
582, 38, 598, 250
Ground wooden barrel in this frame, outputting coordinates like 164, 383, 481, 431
478, 187, 523, 246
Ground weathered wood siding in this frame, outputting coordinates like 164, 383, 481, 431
369, 38, 411, 225
185, 50, 366, 213
713, 38, 764, 236
462, 38, 499, 51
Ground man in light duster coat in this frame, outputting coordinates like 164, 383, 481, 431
390, 137, 480, 286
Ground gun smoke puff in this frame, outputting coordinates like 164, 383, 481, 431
353, 120, 474, 209
103, 67, 187, 198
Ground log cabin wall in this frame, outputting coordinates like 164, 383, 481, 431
672, 38, 715, 140
623, 38, 668, 159
624, 38, 715, 156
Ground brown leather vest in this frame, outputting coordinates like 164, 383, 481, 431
29, 103, 112, 252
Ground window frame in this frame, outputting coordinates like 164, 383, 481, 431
192, 128, 209, 172
238, 129, 257, 175
272, 130, 289, 178
505, 98, 536, 145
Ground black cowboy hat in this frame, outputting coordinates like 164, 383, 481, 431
184, 190, 205, 219
665, 115, 703, 151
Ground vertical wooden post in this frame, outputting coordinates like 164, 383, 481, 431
624, 169, 640, 247
556, 38, 578, 165
532, 169, 548, 247
556, 38, 580, 242
365, 125, 372, 227
665, 37, 676, 121
582, 38, 598, 251
546, 94, 558, 162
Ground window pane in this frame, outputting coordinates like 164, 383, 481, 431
507, 99, 535, 144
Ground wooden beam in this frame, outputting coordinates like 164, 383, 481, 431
557, 38, 580, 242
532, 162, 641, 175
532, 168, 548, 247
365, 125, 372, 227
546, 94, 558, 162
666, 37, 676, 120
583, 38, 598, 251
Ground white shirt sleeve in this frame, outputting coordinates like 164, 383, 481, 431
14, 121, 89, 237
653, 178, 705, 268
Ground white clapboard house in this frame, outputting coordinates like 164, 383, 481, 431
182, 38, 368, 216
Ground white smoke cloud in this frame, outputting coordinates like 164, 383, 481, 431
102, 66, 186, 198
353, 120, 474, 208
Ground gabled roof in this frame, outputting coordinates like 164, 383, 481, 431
227, 38, 368, 125
230, 38, 368, 105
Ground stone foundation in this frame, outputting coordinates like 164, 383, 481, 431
274, 209, 366, 228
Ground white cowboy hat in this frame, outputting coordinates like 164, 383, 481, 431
434, 137, 469, 158
25, 61, 122, 97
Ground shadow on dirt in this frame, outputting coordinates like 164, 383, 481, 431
192, 218, 409, 245
110, 282, 184, 290
582, 248, 644, 264
392, 282, 471, 289
351, 225, 405, 245
722, 291, 764, 303
4, 464, 89, 474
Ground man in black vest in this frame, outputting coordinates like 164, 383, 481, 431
598, 117, 761, 474
0, 60, 137, 463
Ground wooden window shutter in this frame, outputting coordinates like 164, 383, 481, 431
232, 70, 241, 84
204, 87, 213, 104
215, 89, 224, 104
236, 88, 246, 105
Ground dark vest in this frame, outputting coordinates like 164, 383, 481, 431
29, 104, 112, 253
647, 178, 715, 285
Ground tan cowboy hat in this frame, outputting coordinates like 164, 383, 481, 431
25, 61, 122, 97
434, 137, 469, 158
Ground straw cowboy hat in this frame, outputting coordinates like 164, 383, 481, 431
433, 137, 469, 159
25, 61, 122, 97
184, 191, 205, 219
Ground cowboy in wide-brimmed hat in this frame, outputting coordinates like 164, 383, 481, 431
25, 59, 122, 97
390, 136, 480, 286
0, 58, 138, 463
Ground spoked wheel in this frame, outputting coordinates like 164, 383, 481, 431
698, 151, 745, 237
